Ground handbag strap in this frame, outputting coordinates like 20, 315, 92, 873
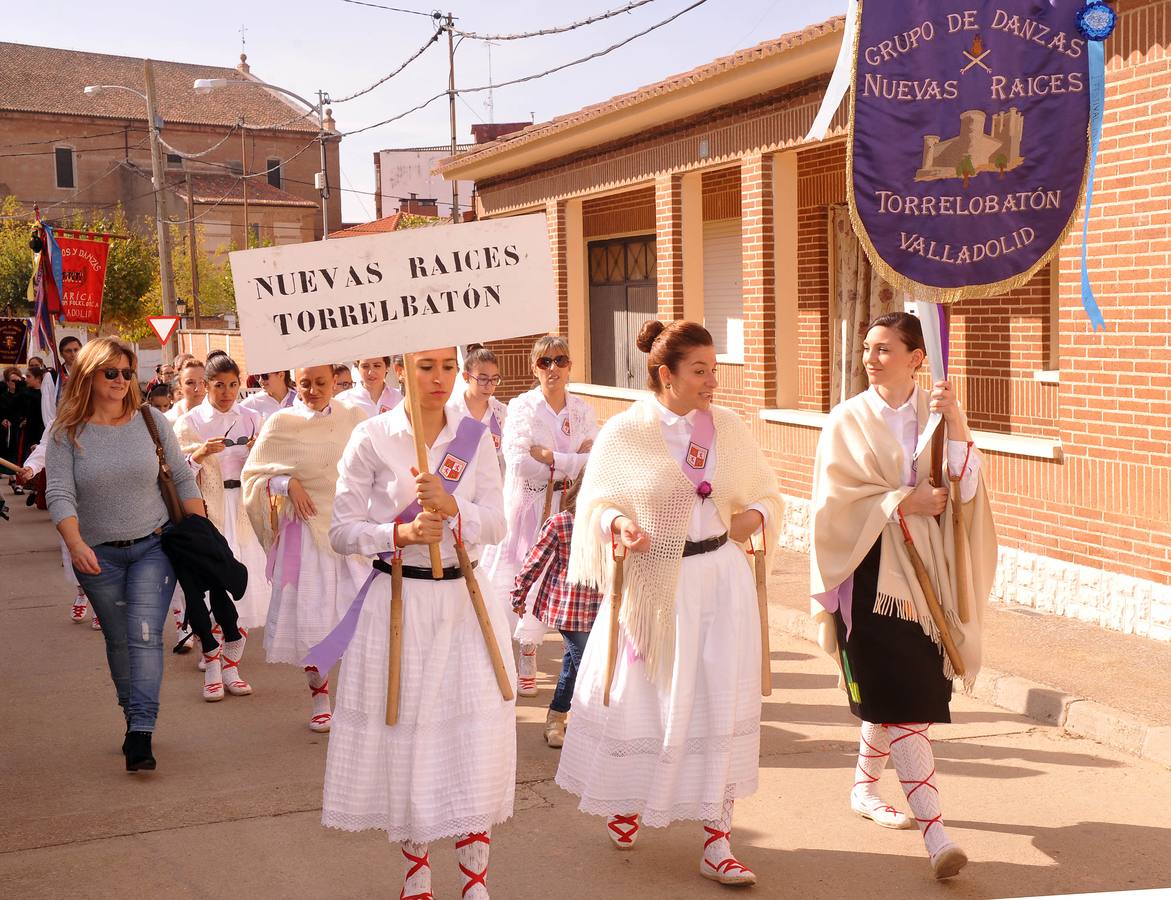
139, 402, 169, 467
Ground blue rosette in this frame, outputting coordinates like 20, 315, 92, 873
1077, 1, 1117, 41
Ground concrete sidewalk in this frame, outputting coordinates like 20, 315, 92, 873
2, 494, 1170, 899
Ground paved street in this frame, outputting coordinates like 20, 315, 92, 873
3, 497, 1170, 900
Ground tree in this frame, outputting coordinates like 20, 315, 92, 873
955, 154, 976, 189
0, 196, 35, 310
993, 152, 1009, 177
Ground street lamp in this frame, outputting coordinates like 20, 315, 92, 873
83, 63, 178, 363
193, 77, 333, 240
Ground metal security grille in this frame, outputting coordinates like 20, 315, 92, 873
588, 235, 656, 389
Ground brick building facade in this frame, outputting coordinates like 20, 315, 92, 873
439, 2, 1171, 641
0, 44, 340, 250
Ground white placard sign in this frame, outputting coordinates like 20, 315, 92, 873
229, 213, 555, 373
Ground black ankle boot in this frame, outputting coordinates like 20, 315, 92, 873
124, 731, 156, 772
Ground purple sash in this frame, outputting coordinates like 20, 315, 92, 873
265, 517, 303, 590
397, 415, 487, 522
679, 409, 715, 490
280, 390, 295, 409
301, 414, 487, 672
488, 409, 503, 451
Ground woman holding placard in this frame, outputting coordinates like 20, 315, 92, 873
322, 347, 511, 900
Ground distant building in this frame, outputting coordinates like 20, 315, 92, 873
0, 43, 341, 247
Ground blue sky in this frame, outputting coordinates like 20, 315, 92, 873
8, 0, 844, 222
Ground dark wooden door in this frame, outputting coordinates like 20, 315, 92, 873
588, 236, 657, 389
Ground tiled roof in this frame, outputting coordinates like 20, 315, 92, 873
0, 43, 320, 133
436, 15, 842, 173
329, 213, 445, 238
183, 173, 316, 207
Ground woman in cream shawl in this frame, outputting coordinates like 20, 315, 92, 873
810, 311, 997, 881
242, 365, 367, 731
559, 320, 782, 888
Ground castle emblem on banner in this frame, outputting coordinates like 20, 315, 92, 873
915, 108, 1025, 183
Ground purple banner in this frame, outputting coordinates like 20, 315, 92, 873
849, 0, 1090, 301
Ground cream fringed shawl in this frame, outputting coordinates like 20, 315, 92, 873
567, 400, 783, 688
809, 387, 998, 684
240, 402, 367, 552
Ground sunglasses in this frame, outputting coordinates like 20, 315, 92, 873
222, 422, 255, 446
102, 368, 136, 381
535, 355, 570, 370
471, 374, 503, 387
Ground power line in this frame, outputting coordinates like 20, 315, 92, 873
157, 123, 241, 160
454, 0, 660, 40
0, 143, 145, 160
341, 90, 448, 137
332, 26, 445, 103
0, 128, 128, 151
337, 0, 439, 19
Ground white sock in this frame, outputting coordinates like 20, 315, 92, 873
702, 794, 735, 865
306, 667, 330, 717
400, 841, 431, 899
852, 721, 894, 809
221, 629, 247, 680
455, 831, 491, 900
518, 642, 537, 686
887, 723, 951, 856
203, 650, 222, 691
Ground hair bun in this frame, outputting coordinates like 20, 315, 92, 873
635, 320, 666, 353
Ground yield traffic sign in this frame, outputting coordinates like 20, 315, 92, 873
147, 316, 180, 344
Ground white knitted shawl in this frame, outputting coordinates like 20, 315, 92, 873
499, 387, 598, 564
567, 400, 783, 688
240, 401, 368, 552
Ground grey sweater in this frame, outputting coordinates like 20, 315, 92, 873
46, 407, 202, 546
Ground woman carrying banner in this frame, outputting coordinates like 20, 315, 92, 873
240, 370, 295, 421
809, 311, 997, 881
241, 365, 367, 731
323, 346, 511, 900
557, 320, 782, 887
484, 335, 597, 698
450, 345, 508, 470
175, 354, 269, 700
335, 356, 403, 418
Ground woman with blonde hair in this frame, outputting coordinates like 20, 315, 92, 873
45, 338, 204, 771
483, 335, 597, 697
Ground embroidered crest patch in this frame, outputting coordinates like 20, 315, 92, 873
439, 453, 467, 481
561, 417, 571, 436
686, 442, 708, 469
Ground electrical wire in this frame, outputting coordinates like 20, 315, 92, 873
338, 0, 439, 18
157, 123, 241, 160
340, 90, 448, 137
332, 26, 445, 103
0, 128, 127, 151
454, 0, 659, 40
36, 137, 152, 215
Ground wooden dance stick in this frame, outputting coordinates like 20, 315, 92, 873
750, 532, 772, 697
0, 456, 25, 476
402, 353, 444, 579
897, 512, 965, 678
541, 466, 555, 526
603, 540, 627, 707
453, 538, 514, 702
385, 557, 405, 726
950, 476, 972, 624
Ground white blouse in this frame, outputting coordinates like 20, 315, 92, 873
335, 382, 404, 419
181, 398, 262, 480
329, 403, 505, 567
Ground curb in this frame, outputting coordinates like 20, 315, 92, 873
767, 602, 1171, 770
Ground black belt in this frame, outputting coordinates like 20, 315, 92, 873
101, 528, 163, 549
223, 479, 242, 489
372, 558, 477, 581
551, 480, 569, 491
682, 532, 728, 558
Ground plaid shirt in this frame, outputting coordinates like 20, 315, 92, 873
510, 510, 602, 633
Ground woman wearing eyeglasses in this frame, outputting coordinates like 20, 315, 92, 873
336, 356, 403, 419
175, 354, 269, 700
483, 335, 598, 699
450, 346, 508, 470
45, 339, 204, 771
241, 370, 294, 422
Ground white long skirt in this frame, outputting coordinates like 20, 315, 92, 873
220, 488, 270, 629
322, 572, 518, 843
264, 517, 367, 665
555, 541, 762, 827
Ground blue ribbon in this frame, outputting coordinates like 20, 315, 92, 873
1079, 39, 1107, 330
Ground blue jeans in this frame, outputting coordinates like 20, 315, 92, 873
550, 629, 590, 714
74, 534, 176, 732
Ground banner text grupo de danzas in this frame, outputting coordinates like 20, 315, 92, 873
230, 213, 557, 374
848, 1, 1091, 301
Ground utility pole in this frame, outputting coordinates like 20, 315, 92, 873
143, 59, 177, 363
185, 174, 202, 329
240, 118, 250, 248
317, 90, 331, 239
446, 12, 460, 225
